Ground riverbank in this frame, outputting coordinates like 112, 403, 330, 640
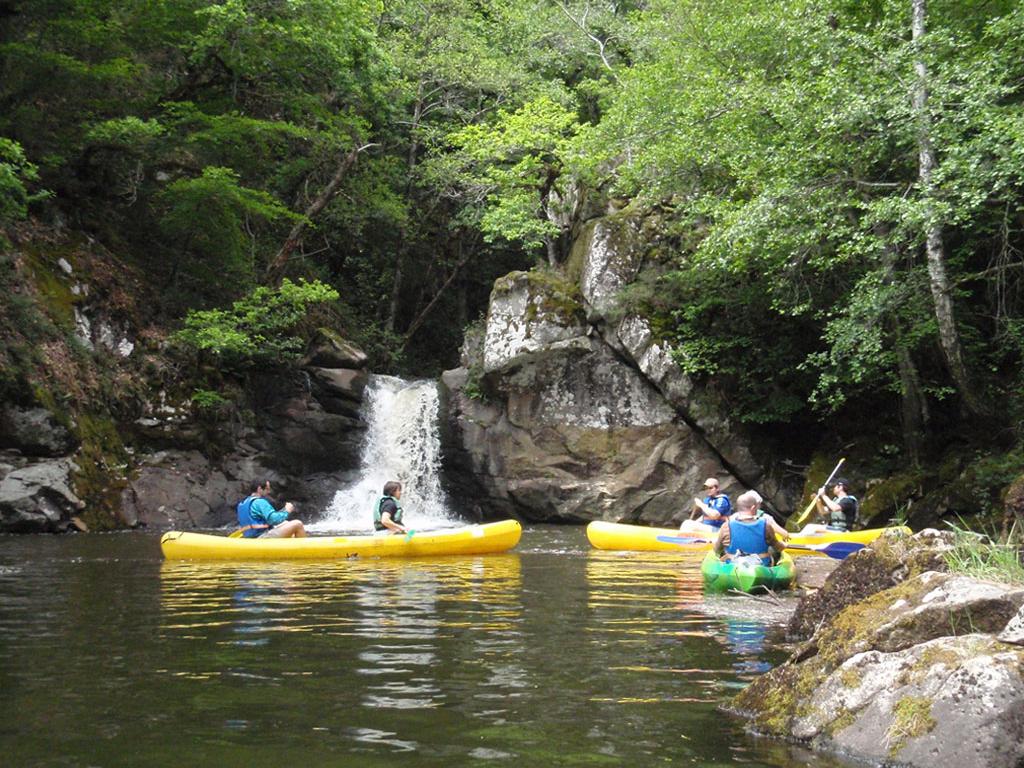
728, 529, 1024, 767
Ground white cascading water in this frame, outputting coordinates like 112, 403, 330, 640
309, 374, 460, 533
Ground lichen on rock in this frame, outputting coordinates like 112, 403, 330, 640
730, 532, 1024, 768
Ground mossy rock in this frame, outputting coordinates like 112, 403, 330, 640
71, 413, 132, 530
787, 529, 948, 640
860, 468, 927, 527
731, 656, 826, 736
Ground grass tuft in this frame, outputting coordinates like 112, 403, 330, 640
943, 523, 1024, 584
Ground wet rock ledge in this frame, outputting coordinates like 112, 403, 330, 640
727, 530, 1024, 768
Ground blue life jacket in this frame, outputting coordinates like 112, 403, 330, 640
726, 517, 771, 566
236, 496, 269, 539
702, 494, 732, 528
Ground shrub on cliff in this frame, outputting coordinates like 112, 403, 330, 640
174, 278, 339, 369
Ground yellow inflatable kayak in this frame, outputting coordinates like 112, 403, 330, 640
586, 521, 711, 552
161, 520, 522, 561
586, 520, 910, 556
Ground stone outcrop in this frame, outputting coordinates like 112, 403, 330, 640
787, 528, 952, 640
0, 405, 78, 457
116, 357, 369, 532
788, 635, 1024, 768
0, 453, 84, 532
441, 209, 791, 523
729, 532, 1024, 768
0, 330, 370, 533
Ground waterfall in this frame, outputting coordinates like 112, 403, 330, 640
310, 375, 459, 533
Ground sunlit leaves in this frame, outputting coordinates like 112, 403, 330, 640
175, 278, 339, 367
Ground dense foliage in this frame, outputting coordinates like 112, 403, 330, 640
2, 0, 1024, 469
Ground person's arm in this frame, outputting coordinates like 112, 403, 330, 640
765, 523, 783, 552
692, 498, 710, 519
701, 495, 730, 522
250, 498, 288, 527
379, 500, 407, 534
814, 489, 837, 518
380, 511, 407, 534
766, 516, 789, 541
713, 522, 729, 556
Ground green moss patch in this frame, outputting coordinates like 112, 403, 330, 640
72, 413, 131, 530
886, 696, 936, 756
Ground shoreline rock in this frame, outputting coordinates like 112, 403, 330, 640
728, 530, 1024, 768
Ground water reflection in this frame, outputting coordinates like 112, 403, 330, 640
0, 532, 861, 767
159, 555, 525, 732
584, 550, 782, 696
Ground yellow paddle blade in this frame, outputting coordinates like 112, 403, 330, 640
228, 529, 245, 538
788, 496, 820, 532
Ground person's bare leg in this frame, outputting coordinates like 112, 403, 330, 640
264, 520, 306, 538
679, 520, 715, 536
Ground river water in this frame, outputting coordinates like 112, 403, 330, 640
0, 526, 858, 768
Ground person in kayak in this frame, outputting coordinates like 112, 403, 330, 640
236, 480, 306, 538
374, 480, 409, 534
680, 477, 732, 534
713, 490, 785, 566
809, 477, 859, 532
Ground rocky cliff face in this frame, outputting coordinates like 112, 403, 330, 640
441, 209, 794, 524
0, 229, 371, 534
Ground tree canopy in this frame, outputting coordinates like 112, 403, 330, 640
3, 0, 1024, 465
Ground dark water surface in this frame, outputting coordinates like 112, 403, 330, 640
0, 526, 855, 767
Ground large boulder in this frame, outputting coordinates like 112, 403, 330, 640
120, 364, 369, 530
730, 535, 1024, 768
300, 327, 368, 369
442, 270, 745, 523
789, 635, 1024, 768
120, 450, 239, 529
441, 209, 784, 524
788, 528, 952, 640
0, 455, 84, 532
572, 213, 780, 507
306, 366, 368, 419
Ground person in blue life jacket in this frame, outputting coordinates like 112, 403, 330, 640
713, 490, 785, 567
680, 477, 732, 534
236, 480, 306, 538
374, 480, 409, 534
809, 477, 859, 532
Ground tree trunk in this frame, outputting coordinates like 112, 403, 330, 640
400, 237, 474, 350
894, 337, 928, 466
911, 0, 986, 417
876, 223, 929, 465
386, 87, 426, 333
266, 140, 374, 281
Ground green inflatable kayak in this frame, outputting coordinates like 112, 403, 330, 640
700, 550, 796, 593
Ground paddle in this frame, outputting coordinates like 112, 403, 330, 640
403, 529, 416, 542
789, 457, 846, 531
783, 541, 864, 560
656, 535, 713, 545
656, 534, 863, 560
